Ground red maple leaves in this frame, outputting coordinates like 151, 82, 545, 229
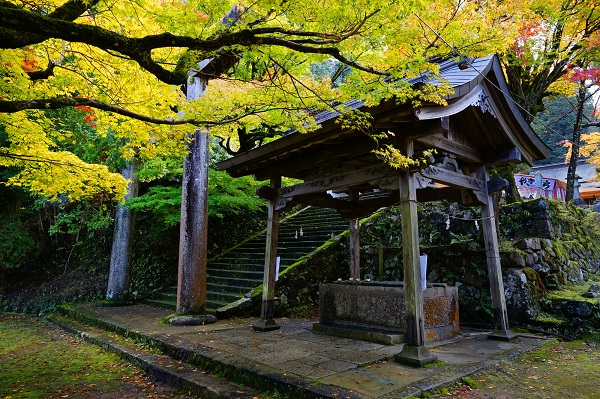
74, 105, 97, 128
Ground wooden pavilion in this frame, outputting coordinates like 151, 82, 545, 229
217, 55, 550, 366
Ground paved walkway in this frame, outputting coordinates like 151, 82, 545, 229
52, 303, 551, 399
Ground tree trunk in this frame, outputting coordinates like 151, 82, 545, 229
106, 158, 140, 300
566, 82, 587, 202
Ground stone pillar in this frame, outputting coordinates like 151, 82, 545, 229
395, 139, 437, 366
106, 158, 140, 301
477, 166, 517, 340
177, 75, 210, 315
253, 176, 282, 331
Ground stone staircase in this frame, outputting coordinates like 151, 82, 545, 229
145, 206, 349, 313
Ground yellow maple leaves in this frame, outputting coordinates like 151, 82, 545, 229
0, 111, 128, 201
1, 0, 536, 201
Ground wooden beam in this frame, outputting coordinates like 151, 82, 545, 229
253, 138, 377, 180
414, 84, 484, 120
476, 166, 516, 341
277, 165, 398, 199
394, 139, 437, 366
256, 185, 275, 201
253, 176, 282, 332
484, 147, 522, 165
217, 125, 355, 177
349, 191, 360, 280
375, 118, 448, 136
252, 119, 446, 181
400, 141, 424, 346
467, 106, 499, 150
416, 134, 482, 163
418, 165, 485, 191
415, 186, 485, 205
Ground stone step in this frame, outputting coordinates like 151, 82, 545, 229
207, 268, 264, 279
282, 219, 348, 229
207, 275, 262, 288
213, 262, 295, 271
226, 239, 338, 248
279, 228, 345, 236
208, 262, 264, 272
207, 282, 254, 294
207, 291, 243, 304
147, 206, 349, 317
211, 256, 302, 266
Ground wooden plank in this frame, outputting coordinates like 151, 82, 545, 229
277, 165, 398, 199
254, 137, 378, 180
417, 134, 482, 163
217, 125, 353, 177
418, 165, 485, 191
253, 119, 446, 181
484, 147, 522, 165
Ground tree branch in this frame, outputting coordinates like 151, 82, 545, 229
0, 4, 389, 86
581, 122, 600, 129
0, 97, 282, 127
27, 60, 57, 80
0, 0, 100, 48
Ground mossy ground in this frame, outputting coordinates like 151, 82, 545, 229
547, 279, 600, 304
429, 331, 600, 399
0, 313, 197, 399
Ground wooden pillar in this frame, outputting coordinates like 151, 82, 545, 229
349, 190, 360, 279
177, 75, 209, 315
253, 176, 282, 331
349, 218, 360, 279
477, 166, 517, 340
395, 139, 437, 367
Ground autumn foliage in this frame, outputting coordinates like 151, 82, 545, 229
0, 0, 563, 201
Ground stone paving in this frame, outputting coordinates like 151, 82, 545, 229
61, 304, 551, 399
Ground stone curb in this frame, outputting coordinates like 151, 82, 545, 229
51, 305, 361, 399
44, 313, 260, 399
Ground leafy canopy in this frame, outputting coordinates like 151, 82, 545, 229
502, 0, 600, 118
1, 0, 529, 200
